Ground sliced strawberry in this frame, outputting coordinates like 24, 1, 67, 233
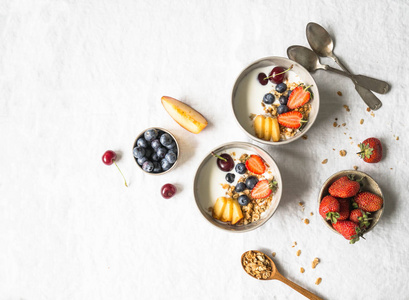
245, 155, 266, 175
287, 86, 311, 109
277, 111, 305, 129
251, 180, 276, 199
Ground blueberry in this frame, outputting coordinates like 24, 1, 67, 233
142, 161, 154, 172
165, 141, 176, 150
157, 147, 167, 159
277, 105, 289, 115
151, 153, 159, 162
144, 129, 158, 142
160, 158, 173, 171
279, 95, 288, 105
145, 147, 152, 158
245, 176, 259, 190
168, 146, 178, 155
136, 137, 148, 148
287, 89, 293, 97
151, 139, 161, 150
160, 133, 173, 147
235, 163, 247, 174
238, 195, 250, 206
235, 182, 247, 193
225, 173, 235, 183
165, 152, 177, 164
275, 83, 287, 93
133, 146, 146, 159
153, 162, 161, 173
263, 93, 274, 105
137, 156, 148, 166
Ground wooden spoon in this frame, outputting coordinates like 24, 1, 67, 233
241, 250, 323, 300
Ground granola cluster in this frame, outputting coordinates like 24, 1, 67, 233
242, 251, 272, 280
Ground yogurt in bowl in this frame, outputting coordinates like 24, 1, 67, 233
232, 56, 320, 145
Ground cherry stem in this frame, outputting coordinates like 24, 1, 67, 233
114, 161, 128, 187
211, 152, 227, 162
264, 65, 293, 80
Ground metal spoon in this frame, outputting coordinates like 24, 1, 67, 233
241, 250, 323, 300
306, 22, 386, 110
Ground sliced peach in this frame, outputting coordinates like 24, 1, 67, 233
231, 200, 244, 225
271, 117, 280, 142
212, 197, 227, 220
254, 115, 265, 139
161, 96, 208, 134
264, 116, 272, 141
221, 198, 233, 222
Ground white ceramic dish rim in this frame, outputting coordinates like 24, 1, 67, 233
231, 56, 320, 145
193, 141, 283, 233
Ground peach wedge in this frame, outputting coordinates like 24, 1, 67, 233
161, 96, 208, 134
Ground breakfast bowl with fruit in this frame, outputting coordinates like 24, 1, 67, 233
133, 127, 179, 175
232, 56, 319, 145
193, 142, 282, 232
318, 170, 384, 244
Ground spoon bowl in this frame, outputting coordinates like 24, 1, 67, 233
287, 45, 323, 72
306, 23, 335, 58
241, 250, 323, 300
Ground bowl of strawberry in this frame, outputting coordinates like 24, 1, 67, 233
318, 170, 384, 244
133, 127, 179, 175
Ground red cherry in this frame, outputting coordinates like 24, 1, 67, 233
102, 150, 128, 187
161, 184, 177, 199
102, 150, 117, 165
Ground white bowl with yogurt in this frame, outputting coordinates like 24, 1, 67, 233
193, 142, 282, 232
232, 56, 320, 145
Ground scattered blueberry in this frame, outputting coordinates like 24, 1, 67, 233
151, 139, 161, 150
235, 182, 247, 193
157, 147, 167, 159
235, 163, 247, 174
142, 161, 154, 172
144, 129, 158, 142
225, 173, 235, 183
137, 156, 148, 166
151, 153, 159, 162
133, 146, 146, 159
277, 105, 289, 115
153, 162, 161, 173
160, 158, 172, 171
136, 137, 148, 148
276, 83, 287, 93
279, 95, 288, 105
263, 93, 274, 105
165, 152, 177, 164
160, 133, 173, 147
245, 176, 259, 190
238, 195, 250, 206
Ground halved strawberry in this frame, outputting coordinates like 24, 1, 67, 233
245, 155, 266, 175
277, 111, 306, 129
287, 85, 311, 109
251, 180, 277, 199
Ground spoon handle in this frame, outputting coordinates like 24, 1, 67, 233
332, 55, 389, 94
274, 272, 323, 300
324, 66, 389, 94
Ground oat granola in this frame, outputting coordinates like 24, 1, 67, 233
242, 251, 272, 280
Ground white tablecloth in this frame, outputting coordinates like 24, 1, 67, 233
1, 1, 408, 299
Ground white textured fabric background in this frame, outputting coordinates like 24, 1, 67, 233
1, 1, 408, 299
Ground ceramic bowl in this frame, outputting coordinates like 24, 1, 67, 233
318, 170, 384, 235
133, 127, 179, 175
193, 142, 282, 232
231, 56, 320, 145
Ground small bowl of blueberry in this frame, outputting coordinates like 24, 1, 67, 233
133, 127, 179, 175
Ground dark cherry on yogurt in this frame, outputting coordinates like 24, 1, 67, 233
212, 152, 234, 172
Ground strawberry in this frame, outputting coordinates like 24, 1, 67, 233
354, 192, 383, 212
287, 85, 311, 109
333, 220, 361, 244
245, 155, 266, 175
349, 209, 371, 229
251, 180, 277, 199
319, 195, 340, 223
357, 138, 382, 163
338, 198, 350, 221
277, 111, 306, 129
328, 175, 361, 198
